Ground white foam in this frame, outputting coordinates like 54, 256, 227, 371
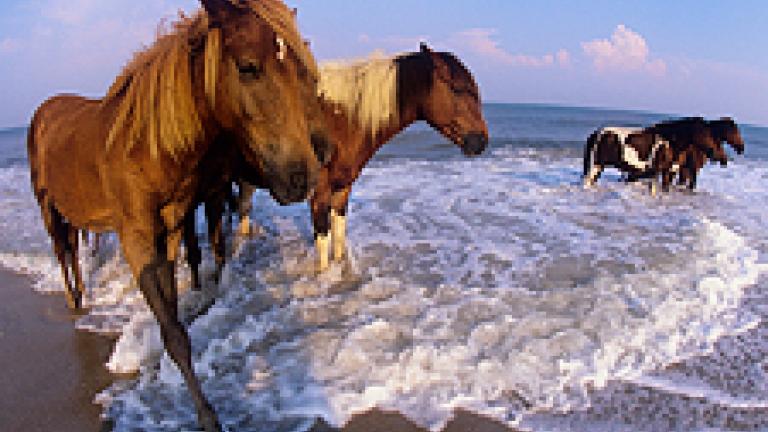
2, 152, 767, 431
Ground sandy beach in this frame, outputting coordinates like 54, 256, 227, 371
0, 268, 114, 432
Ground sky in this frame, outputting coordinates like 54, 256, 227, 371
1, 0, 767, 128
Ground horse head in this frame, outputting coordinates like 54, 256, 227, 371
710, 117, 745, 155
697, 132, 729, 166
201, 0, 333, 204
403, 43, 489, 156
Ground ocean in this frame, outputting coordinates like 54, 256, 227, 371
2, 103, 768, 431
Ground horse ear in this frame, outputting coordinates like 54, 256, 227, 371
201, 0, 238, 25
420, 42, 432, 54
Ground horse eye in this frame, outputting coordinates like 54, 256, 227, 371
237, 60, 263, 80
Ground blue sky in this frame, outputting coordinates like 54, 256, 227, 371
1, 0, 766, 128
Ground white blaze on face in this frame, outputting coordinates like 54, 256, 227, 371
276, 37, 286, 61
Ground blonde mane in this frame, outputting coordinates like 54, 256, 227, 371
104, 12, 213, 160
104, 0, 317, 160
319, 53, 398, 136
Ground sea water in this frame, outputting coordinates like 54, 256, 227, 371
2, 104, 768, 431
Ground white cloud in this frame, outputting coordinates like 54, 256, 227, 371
451, 28, 569, 68
582, 24, 667, 76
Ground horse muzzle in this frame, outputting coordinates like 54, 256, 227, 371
268, 162, 318, 205
461, 132, 488, 156
311, 132, 335, 166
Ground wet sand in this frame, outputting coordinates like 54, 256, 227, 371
0, 268, 114, 432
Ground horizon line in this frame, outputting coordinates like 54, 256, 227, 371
1, 101, 766, 131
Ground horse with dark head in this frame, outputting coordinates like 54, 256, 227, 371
583, 126, 674, 194
583, 117, 730, 194
221, 43, 488, 272
27, 1, 329, 430
674, 117, 745, 189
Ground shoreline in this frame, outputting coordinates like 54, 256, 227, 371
0, 265, 520, 432
0, 267, 115, 432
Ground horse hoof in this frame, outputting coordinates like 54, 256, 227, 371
200, 418, 223, 432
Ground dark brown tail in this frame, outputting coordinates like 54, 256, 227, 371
584, 131, 600, 178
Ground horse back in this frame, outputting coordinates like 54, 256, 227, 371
28, 95, 116, 229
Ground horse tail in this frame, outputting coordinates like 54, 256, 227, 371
584, 130, 600, 178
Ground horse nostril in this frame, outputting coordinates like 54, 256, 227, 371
311, 132, 334, 165
462, 133, 487, 156
289, 170, 308, 192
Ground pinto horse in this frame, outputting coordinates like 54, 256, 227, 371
195, 43, 488, 277
27, 1, 330, 430
583, 118, 729, 194
583, 126, 675, 193
672, 117, 745, 189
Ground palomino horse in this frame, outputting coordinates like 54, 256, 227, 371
583, 118, 729, 194
672, 118, 745, 189
197, 43, 489, 277
27, 1, 330, 430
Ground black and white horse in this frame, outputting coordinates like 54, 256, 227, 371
583, 126, 674, 194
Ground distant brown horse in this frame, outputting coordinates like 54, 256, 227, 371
583, 117, 730, 194
192, 43, 488, 279
672, 117, 745, 189
27, 1, 330, 430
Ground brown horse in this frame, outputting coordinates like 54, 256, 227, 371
583, 117, 730, 194
193, 43, 488, 279
27, 1, 330, 430
673, 117, 745, 189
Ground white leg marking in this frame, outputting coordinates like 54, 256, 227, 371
331, 210, 346, 261
650, 179, 658, 197
315, 234, 329, 272
584, 165, 602, 188
239, 214, 251, 236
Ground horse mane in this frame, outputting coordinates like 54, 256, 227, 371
104, 0, 317, 160
244, 0, 318, 80
104, 12, 213, 160
318, 52, 398, 137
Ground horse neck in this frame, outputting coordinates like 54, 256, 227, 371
366, 104, 419, 153
360, 55, 428, 155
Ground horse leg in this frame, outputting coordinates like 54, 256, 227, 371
91, 232, 101, 258
330, 185, 352, 262
237, 180, 255, 237
205, 197, 226, 283
49, 207, 79, 309
183, 212, 202, 291
67, 225, 87, 307
584, 165, 603, 188
686, 155, 698, 191
310, 188, 332, 272
122, 227, 221, 432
